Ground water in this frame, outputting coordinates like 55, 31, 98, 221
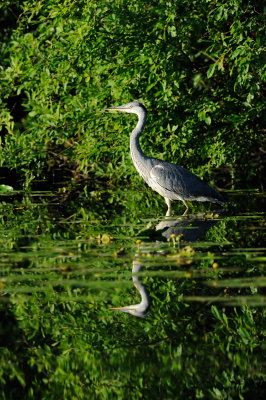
0, 188, 265, 399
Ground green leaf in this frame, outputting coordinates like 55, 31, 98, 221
205, 116, 211, 125
0, 184, 14, 192
211, 305, 221, 321
207, 63, 216, 78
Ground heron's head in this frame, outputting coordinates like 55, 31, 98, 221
105, 100, 147, 115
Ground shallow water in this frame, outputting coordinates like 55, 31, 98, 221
1, 190, 265, 307
0, 188, 265, 398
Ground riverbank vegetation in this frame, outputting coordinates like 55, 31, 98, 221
0, 0, 265, 190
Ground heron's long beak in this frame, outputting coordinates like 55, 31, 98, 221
109, 306, 132, 314
105, 105, 129, 111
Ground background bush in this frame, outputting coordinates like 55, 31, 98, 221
0, 0, 265, 188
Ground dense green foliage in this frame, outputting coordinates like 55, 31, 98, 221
0, 0, 265, 188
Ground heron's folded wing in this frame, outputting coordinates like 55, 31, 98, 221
149, 162, 225, 202
149, 163, 188, 195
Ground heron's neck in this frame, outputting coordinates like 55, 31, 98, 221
135, 281, 150, 308
132, 261, 150, 311
130, 110, 147, 160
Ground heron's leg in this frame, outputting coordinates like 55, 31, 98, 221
164, 198, 172, 216
182, 200, 189, 215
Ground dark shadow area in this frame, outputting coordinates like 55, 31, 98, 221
0, 308, 39, 399
0, 167, 22, 190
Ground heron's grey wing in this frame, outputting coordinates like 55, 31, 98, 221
149, 162, 224, 202
150, 163, 189, 197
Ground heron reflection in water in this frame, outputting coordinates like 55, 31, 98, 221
106, 101, 225, 216
110, 260, 150, 318
110, 215, 219, 318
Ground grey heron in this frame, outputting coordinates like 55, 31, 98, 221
106, 101, 225, 216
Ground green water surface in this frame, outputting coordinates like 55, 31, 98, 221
0, 188, 265, 399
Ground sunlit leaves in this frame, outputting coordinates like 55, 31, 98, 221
0, 0, 264, 188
